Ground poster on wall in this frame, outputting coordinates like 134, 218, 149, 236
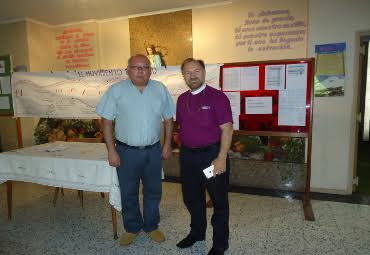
0, 55, 13, 115
0, 60, 5, 74
11, 65, 220, 118
54, 24, 99, 70
232, 0, 308, 61
314, 42, 345, 97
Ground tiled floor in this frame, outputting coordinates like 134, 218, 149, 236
0, 182, 370, 255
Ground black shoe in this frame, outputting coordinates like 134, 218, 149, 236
207, 246, 228, 255
176, 234, 204, 248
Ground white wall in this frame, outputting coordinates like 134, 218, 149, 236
308, 0, 370, 193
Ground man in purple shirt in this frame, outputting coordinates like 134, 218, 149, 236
176, 58, 233, 255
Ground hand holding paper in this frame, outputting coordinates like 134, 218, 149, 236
203, 165, 214, 179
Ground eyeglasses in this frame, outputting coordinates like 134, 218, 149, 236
128, 65, 151, 72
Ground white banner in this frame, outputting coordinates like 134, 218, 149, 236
12, 65, 220, 118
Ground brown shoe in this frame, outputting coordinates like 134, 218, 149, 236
148, 229, 165, 243
119, 232, 139, 246
206, 199, 213, 208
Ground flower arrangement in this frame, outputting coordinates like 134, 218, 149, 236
281, 138, 305, 163
34, 118, 103, 144
229, 135, 305, 163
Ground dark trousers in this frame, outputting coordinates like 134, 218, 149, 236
180, 143, 230, 249
116, 142, 162, 233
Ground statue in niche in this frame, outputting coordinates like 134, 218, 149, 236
146, 45, 166, 68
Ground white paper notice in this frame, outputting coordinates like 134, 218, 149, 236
240, 66, 259, 91
245, 97, 272, 114
0, 76, 11, 94
265, 65, 285, 90
278, 89, 306, 126
223, 67, 241, 91
286, 63, 307, 90
225, 92, 240, 130
0, 96, 10, 109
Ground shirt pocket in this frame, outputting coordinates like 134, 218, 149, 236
150, 98, 162, 116
198, 106, 213, 127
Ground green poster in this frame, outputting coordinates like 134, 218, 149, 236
0, 55, 13, 115
0, 55, 11, 76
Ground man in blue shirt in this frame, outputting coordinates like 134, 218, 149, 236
96, 54, 175, 246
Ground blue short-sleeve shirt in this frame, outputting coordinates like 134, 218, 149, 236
96, 79, 175, 146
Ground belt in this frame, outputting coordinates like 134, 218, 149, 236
183, 142, 220, 152
116, 140, 160, 150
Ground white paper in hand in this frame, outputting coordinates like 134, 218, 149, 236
203, 165, 214, 179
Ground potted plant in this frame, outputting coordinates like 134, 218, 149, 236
281, 138, 305, 163
262, 144, 274, 161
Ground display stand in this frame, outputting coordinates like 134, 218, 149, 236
221, 58, 315, 221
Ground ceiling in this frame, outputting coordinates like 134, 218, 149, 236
0, 0, 228, 25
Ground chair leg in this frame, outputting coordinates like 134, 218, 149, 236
61, 188, 64, 196
7, 181, 13, 220
53, 187, 60, 206
111, 206, 118, 239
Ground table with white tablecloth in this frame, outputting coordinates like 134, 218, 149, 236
0, 141, 122, 238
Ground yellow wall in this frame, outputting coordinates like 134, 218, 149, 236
193, 0, 307, 64
0, 21, 29, 68
1, 0, 370, 194
192, 4, 234, 64
0, 21, 29, 151
27, 21, 54, 71
99, 18, 130, 69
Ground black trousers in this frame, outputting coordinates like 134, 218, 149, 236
179, 143, 230, 249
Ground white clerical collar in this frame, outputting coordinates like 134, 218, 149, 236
190, 83, 206, 95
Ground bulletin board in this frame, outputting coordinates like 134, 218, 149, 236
0, 54, 23, 149
0, 55, 13, 116
221, 58, 314, 137
221, 58, 315, 221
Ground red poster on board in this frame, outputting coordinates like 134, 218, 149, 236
221, 59, 314, 134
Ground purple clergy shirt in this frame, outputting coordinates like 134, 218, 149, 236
176, 85, 233, 148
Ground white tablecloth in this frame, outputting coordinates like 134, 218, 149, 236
0, 142, 122, 211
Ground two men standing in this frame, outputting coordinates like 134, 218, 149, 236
96, 55, 233, 255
